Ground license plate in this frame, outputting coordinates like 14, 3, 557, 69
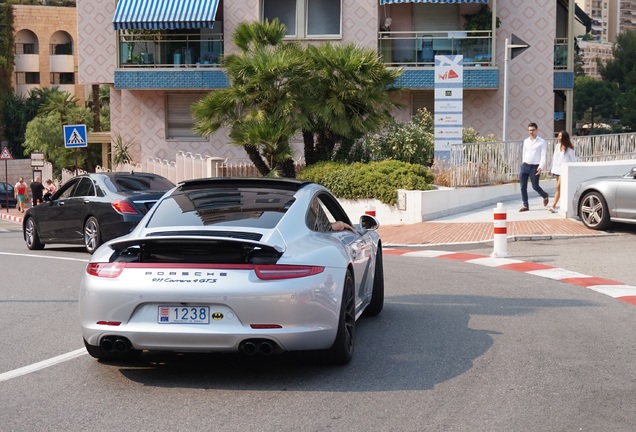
158, 306, 210, 324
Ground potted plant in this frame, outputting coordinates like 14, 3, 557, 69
462, 4, 500, 65
200, 52, 217, 65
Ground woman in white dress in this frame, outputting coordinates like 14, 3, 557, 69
549, 130, 577, 213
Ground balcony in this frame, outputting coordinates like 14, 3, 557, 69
554, 38, 569, 70
117, 32, 223, 68
15, 54, 39, 72
378, 30, 494, 68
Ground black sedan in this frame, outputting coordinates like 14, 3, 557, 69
23, 172, 174, 253
0, 181, 17, 209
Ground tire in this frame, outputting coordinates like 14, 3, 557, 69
83, 338, 141, 362
84, 216, 102, 254
363, 246, 384, 317
24, 217, 45, 250
323, 270, 356, 365
579, 191, 611, 230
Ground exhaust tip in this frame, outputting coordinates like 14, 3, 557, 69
258, 342, 273, 355
240, 339, 280, 356
100, 337, 115, 352
114, 338, 131, 352
241, 341, 258, 355
100, 336, 132, 353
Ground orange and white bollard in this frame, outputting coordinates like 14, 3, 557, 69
491, 202, 509, 257
365, 204, 376, 217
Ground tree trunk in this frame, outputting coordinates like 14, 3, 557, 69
92, 84, 101, 132
280, 158, 296, 178
244, 144, 271, 176
302, 130, 316, 165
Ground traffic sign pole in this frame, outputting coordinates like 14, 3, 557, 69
0, 145, 13, 212
502, 35, 530, 142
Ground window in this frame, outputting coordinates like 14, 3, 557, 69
15, 72, 40, 85
22, 43, 36, 54
51, 72, 75, 85
58, 178, 80, 199
73, 177, 96, 197
165, 93, 206, 140
262, 0, 341, 38
306, 192, 350, 232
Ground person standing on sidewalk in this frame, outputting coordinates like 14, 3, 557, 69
30, 176, 45, 206
548, 130, 576, 213
519, 122, 549, 212
14, 177, 29, 213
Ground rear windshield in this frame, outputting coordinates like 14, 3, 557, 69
146, 187, 296, 229
104, 175, 175, 193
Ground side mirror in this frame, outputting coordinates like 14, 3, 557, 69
629, 167, 636, 179
359, 214, 379, 231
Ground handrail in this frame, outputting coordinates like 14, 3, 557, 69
378, 30, 493, 67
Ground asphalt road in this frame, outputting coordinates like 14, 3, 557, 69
1, 222, 636, 431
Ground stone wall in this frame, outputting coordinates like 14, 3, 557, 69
1, 159, 36, 185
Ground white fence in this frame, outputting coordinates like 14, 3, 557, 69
450, 132, 636, 187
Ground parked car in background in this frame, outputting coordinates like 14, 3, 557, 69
79, 178, 383, 365
0, 182, 17, 209
23, 172, 174, 253
573, 167, 636, 230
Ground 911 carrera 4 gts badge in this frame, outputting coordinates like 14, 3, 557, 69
212, 312, 224, 320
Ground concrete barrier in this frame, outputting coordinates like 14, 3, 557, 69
340, 160, 636, 225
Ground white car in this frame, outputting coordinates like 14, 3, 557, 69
80, 178, 383, 365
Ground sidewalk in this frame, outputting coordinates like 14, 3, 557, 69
376, 194, 609, 247
1, 194, 609, 246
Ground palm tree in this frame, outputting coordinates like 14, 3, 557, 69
193, 20, 403, 177
299, 43, 403, 165
193, 19, 308, 177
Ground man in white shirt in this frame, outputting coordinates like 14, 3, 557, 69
519, 122, 549, 212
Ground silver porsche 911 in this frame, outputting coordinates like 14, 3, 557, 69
79, 178, 383, 365
572, 167, 636, 230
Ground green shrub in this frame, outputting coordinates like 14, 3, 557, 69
298, 160, 434, 205
348, 109, 435, 166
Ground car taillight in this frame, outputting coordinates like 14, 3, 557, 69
254, 265, 324, 280
86, 262, 126, 278
111, 200, 139, 215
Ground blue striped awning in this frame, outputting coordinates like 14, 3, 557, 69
113, 0, 220, 30
380, 0, 488, 4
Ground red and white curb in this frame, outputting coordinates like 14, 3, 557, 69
0, 213, 22, 223
385, 249, 636, 306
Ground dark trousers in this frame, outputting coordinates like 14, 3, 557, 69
520, 162, 547, 207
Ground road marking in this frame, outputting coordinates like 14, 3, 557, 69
0, 252, 88, 262
392, 249, 636, 306
0, 348, 87, 382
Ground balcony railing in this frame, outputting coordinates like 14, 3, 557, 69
117, 32, 224, 68
14, 43, 38, 55
554, 38, 569, 70
378, 30, 493, 67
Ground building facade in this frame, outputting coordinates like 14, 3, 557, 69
77, 0, 583, 166
12, 4, 85, 103
620, 0, 636, 32
576, 0, 619, 42
576, 39, 614, 79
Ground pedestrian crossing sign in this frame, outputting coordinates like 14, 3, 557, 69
63, 124, 88, 148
